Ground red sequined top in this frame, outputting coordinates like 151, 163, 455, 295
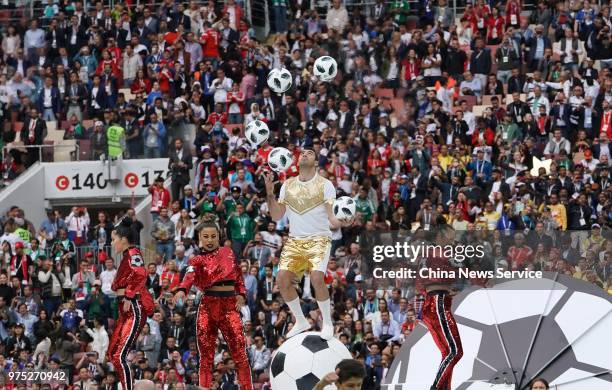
415, 255, 458, 294
177, 247, 246, 296
112, 247, 155, 316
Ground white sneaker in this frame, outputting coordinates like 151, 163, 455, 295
320, 326, 334, 340
286, 321, 310, 338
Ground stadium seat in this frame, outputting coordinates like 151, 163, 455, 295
297, 102, 306, 121
54, 139, 76, 162
457, 95, 477, 109
374, 88, 394, 99
13, 122, 24, 132
46, 121, 57, 132
47, 129, 66, 143
482, 95, 502, 106
42, 140, 54, 162
78, 139, 91, 161
472, 105, 486, 116
82, 119, 95, 129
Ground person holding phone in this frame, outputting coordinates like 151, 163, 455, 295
107, 218, 154, 390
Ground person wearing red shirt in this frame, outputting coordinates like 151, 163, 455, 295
471, 119, 495, 146
486, 7, 505, 45
207, 103, 229, 126
505, 0, 522, 28
149, 176, 172, 219
95, 50, 121, 79
401, 49, 421, 84
601, 99, 612, 138
130, 69, 152, 94
173, 222, 253, 390
222, 0, 243, 30
107, 218, 155, 390
507, 233, 534, 270
200, 23, 221, 67
226, 83, 245, 124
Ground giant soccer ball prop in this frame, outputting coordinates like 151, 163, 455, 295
313, 56, 338, 82
382, 274, 612, 389
245, 120, 270, 146
267, 68, 292, 94
333, 196, 356, 221
270, 332, 352, 390
267, 147, 293, 172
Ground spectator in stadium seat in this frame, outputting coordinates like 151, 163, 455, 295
21, 107, 46, 167
152, 207, 176, 261
326, 0, 349, 33
37, 257, 64, 315
38, 76, 61, 121
149, 177, 171, 221
227, 203, 255, 259
143, 112, 167, 158
168, 138, 193, 201
249, 335, 271, 379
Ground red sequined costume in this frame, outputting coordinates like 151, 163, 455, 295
416, 255, 464, 390
177, 246, 253, 390
107, 248, 155, 390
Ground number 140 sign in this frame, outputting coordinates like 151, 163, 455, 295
46, 160, 172, 199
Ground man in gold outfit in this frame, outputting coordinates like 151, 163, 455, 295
264, 146, 350, 340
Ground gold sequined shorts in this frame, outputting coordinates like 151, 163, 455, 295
279, 236, 332, 279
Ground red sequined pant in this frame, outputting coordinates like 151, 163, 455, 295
197, 294, 253, 390
421, 291, 464, 390
107, 297, 146, 390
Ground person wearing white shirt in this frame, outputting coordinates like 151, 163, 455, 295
372, 311, 401, 343
325, 0, 349, 32
85, 319, 109, 363
459, 71, 482, 99
530, 86, 550, 118
209, 69, 233, 106
99, 258, 117, 298
555, 27, 582, 72
23, 20, 46, 61
122, 45, 142, 87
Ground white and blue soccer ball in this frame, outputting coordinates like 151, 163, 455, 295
245, 120, 270, 146
333, 196, 356, 221
267, 67, 293, 94
269, 332, 352, 390
268, 147, 293, 172
313, 56, 338, 82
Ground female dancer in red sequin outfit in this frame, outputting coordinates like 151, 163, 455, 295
416, 227, 464, 390
107, 218, 155, 390
174, 222, 253, 390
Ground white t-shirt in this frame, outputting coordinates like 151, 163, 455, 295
99, 269, 117, 297
279, 174, 336, 238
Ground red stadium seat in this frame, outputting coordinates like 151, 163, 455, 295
42, 141, 54, 162
297, 102, 306, 121
374, 88, 394, 99
78, 139, 91, 161
457, 95, 477, 109
389, 99, 406, 114
14, 122, 24, 132
482, 95, 502, 106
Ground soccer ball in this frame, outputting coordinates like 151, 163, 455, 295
245, 120, 270, 146
267, 68, 293, 94
333, 196, 356, 221
313, 56, 338, 82
269, 332, 352, 390
381, 274, 612, 389
268, 147, 293, 172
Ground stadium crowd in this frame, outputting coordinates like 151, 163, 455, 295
0, 0, 611, 389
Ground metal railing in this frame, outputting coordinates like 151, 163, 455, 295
44, 244, 159, 275
1, 143, 80, 165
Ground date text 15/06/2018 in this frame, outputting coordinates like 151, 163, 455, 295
373, 267, 544, 280
8, 370, 69, 384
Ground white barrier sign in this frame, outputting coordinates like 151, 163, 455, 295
45, 159, 171, 199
